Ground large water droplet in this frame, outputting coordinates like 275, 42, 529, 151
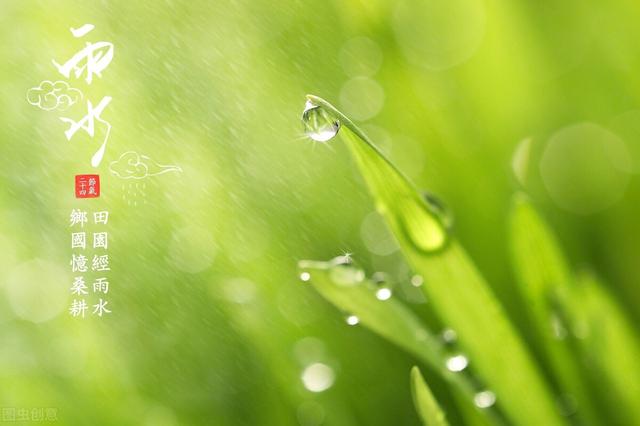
302, 100, 340, 142
398, 197, 448, 253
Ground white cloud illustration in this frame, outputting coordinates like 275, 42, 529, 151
27, 80, 83, 111
109, 151, 182, 180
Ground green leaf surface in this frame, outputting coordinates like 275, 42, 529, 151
298, 259, 473, 393
304, 95, 564, 426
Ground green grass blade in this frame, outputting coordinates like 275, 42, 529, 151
411, 366, 449, 426
299, 259, 501, 426
571, 271, 640, 425
304, 95, 564, 426
508, 195, 601, 424
298, 259, 475, 394
298, 259, 445, 368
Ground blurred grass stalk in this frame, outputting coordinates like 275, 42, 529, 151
510, 196, 640, 425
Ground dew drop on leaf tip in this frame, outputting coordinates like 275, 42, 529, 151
302, 100, 340, 142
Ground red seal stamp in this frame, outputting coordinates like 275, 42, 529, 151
75, 174, 100, 198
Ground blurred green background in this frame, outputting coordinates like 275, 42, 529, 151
1, 0, 640, 424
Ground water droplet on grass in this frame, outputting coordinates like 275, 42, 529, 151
410, 274, 424, 287
474, 390, 496, 408
446, 354, 468, 372
300, 272, 311, 282
398, 197, 448, 253
375, 287, 392, 300
302, 100, 340, 142
441, 328, 457, 343
345, 315, 359, 325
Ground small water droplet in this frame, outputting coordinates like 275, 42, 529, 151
410, 274, 424, 287
375, 288, 392, 301
446, 354, 468, 372
474, 391, 496, 408
398, 196, 448, 253
300, 272, 311, 282
441, 328, 457, 343
345, 315, 359, 326
302, 101, 340, 142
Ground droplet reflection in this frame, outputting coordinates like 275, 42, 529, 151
302, 101, 340, 142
